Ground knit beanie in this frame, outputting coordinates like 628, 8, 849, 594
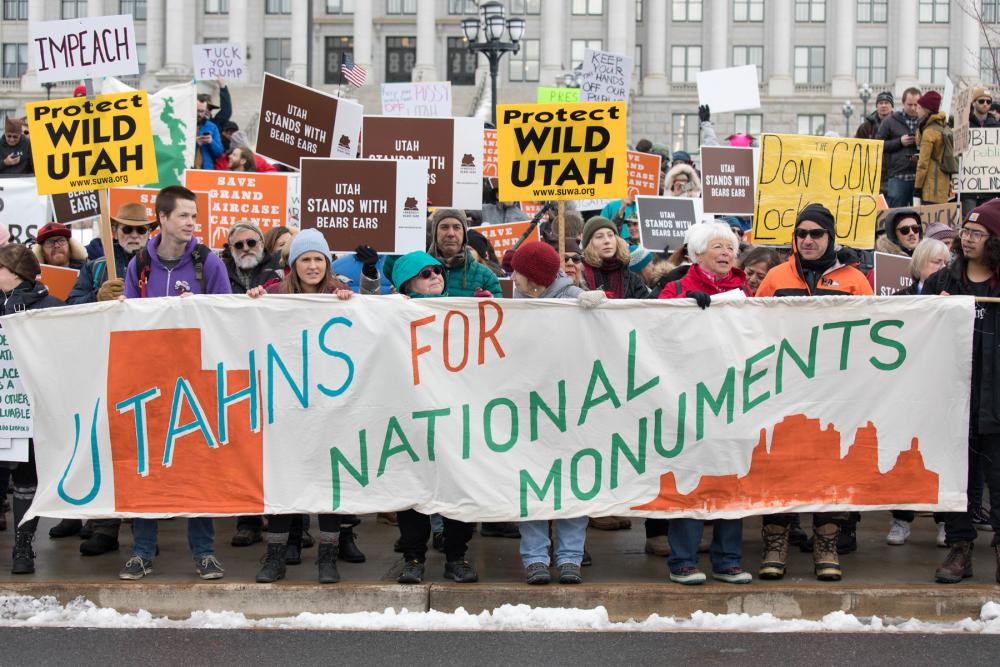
925, 222, 956, 243
511, 241, 560, 287
966, 198, 1000, 238
391, 250, 442, 291
795, 203, 837, 238
876, 91, 894, 105
466, 228, 493, 260
628, 246, 653, 273
227, 220, 264, 244
0, 244, 40, 283
288, 228, 331, 267
582, 216, 618, 249
972, 86, 993, 103
917, 90, 942, 114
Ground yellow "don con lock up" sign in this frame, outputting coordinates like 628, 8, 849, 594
27, 90, 157, 195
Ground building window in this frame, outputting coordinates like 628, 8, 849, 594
794, 0, 825, 22
135, 43, 147, 74
797, 114, 825, 135
671, 46, 702, 83
986, 0, 1000, 23
635, 44, 643, 81
856, 0, 887, 22
2, 43, 27, 78
264, 38, 291, 76
387, 0, 417, 14
510, 0, 541, 13
120, 0, 147, 19
732, 45, 763, 80
448, 0, 477, 12
205, 0, 229, 14
448, 37, 477, 85
856, 46, 887, 84
61, 0, 87, 18
509, 38, 540, 82
326, 0, 355, 13
385, 36, 416, 82
918, 0, 948, 23
735, 113, 763, 136
733, 0, 763, 21
671, 113, 700, 153
324, 36, 353, 84
637, 0, 644, 21
672, 0, 702, 21
918, 47, 949, 84
265, 0, 291, 14
981, 47, 1000, 85
2, 0, 26, 20
572, 0, 603, 15
571, 39, 602, 69
794, 46, 825, 84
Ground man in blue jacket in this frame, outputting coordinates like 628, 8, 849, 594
196, 94, 223, 170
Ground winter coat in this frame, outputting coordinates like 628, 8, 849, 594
663, 163, 702, 198
124, 236, 232, 298
213, 153, 278, 172
31, 237, 88, 271
969, 111, 1000, 129
222, 250, 284, 293
879, 208, 923, 257
582, 261, 651, 299
0, 135, 34, 176
855, 111, 884, 140
514, 273, 583, 299
599, 199, 636, 221
875, 110, 920, 179
427, 214, 503, 297
265, 274, 350, 295
648, 263, 690, 298
67, 241, 134, 304
658, 262, 748, 299
331, 254, 393, 295
755, 256, 874, 297
196, 119, 223, 170
915, 112, 951, 204
1, 280, 64, 315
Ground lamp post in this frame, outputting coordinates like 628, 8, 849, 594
461, 1, 525, 127
42, 82, 56, 100
858, 82, 873, 117
842, 100, 855, 136
562, 66, 583, 89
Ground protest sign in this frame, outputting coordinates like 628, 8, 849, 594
953, 84, 974, 156
483, 128, 498, 178
701, 146, 755, 215
498, 277, 514, 299
300, 158, 429, 253
579, 49, 633, 102
183, 170, 289, 248
873, 252, 914, 296
29, 14, 138, 83
192, 42, 244, 80
752, 134, 883, 248
627, 150, 662, 198
6, 294, 972, 521
0, 438, 29, 464
537, 87, 581, 104
0, 178, 49, 244
27, 90, 157, 195
380, 81, 452, 117
51, 190, 100, 224
958, 127, 1000, 193
635, 196, 698, 252
39, 265, 80, 302
361, 116, 482, 210
876, 203, 960, 234
497, 101, 627, 201
256, 73, 363, 169
0, 330, 32, 438
110, 186, 213, 245
476, 220, 542, 263
696, 65, 761, 114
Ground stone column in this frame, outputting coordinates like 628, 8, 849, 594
145, 0, 165, 76
352, 0, 374, 70
961, 6, 981, 83
768, 0, 793, 96
87, 0, 107, 16
539, 0, 564, 86
20, 0, 48, 91
161, 0, 193, 75
643, 0, 667, 95
709, 0, 728, 70
286, 0, 309, 83
895, 0, 919, 95
831, 0, 856, 97
412, 0, 437, 81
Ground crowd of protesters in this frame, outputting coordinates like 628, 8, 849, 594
0, 82, 997, 592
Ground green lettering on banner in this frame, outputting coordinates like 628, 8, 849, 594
578, 359, 621, 426
776, 327, 818, 394
743, 345, 776, 413
653, 401, 685, 459
377, 416, 419, 477
330, 431, 369, 511
626, 329, 660, 401
869, 319, 907, 371
461, 403, 471, 459
571, 448, 602, 500
610, 417, 647, 489
484, 397, 519, 453
519, 459, 563, 517
412, 408, 451, 461
696, 367, 736, 441
529, 381, 567, 441
823, 319, 872, 371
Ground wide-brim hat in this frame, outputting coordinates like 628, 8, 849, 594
111, 202, 157, 228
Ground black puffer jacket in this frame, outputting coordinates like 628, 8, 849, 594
875, 110, 919, 179
1, 280, 64, 315
222, 251, 284, 293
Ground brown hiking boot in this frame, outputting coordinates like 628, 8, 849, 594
813, 523, 842, 581
935, 541, 974, 584
759, 524, 789, 580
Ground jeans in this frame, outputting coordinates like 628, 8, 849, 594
885, 176, 915, 208
935, 433, 1000, 546
131, 517, 215, 561
667, 518, 743, 572
519, 517, 588, 568
430, 513, 444, 534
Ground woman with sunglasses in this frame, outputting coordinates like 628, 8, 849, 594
560, 239, 584, 287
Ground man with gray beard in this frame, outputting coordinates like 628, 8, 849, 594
222, 221, 283, 295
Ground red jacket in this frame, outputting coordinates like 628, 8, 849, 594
658, 263, 748, 299
214, 154, 278, 172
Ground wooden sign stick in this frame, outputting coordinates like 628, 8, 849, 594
84, 78, 117, 281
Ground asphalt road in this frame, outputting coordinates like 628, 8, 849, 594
0, 628, 997, 666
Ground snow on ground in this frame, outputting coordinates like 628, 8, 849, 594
1, 596, 1000, 633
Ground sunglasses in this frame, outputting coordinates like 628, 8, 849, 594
120, 224, 152, 235
418, 265, 443, 279
232, 239, 259, 251
897, 225, 921, 236
563, 254, 582, 263
977, 98, 993, 104
794, 228, 828, 240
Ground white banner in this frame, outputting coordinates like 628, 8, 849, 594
0, 177, 48, 244
3, 295, 972, 521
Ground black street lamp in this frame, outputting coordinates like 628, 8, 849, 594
858, 83, 873, 117
461, 1, 525, 126
42, 82, 56, 100
842, 100, 855, 136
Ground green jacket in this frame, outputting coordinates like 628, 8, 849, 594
441, 249, 502, 297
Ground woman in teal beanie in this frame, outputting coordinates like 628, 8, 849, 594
391, 251, 446, 297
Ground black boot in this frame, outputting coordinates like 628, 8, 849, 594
11, 530, 35, 575
338, 529, 365, 563
317, 543, 340, 583
48, 518, 82, 538
256, 543, 288, 583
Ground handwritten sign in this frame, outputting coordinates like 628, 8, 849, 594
192, 42, 244, 80
537, 87, 581, 104
579, 49, 633, 102
958, 127, 1000, 193
0, 331, 32, 437
953, 84, 974, 156
380, 82, 452, 117
29, 14, 138, 83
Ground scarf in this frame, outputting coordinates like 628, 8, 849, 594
795, 247, 838, 294
583, 258, 625, 298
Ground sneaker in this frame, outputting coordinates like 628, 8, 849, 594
886, 519, 912, 546
230, 528, 262, 547
712, 567, 752, 584
398, 559, 425, 584
669, 567, 706, 585
196, 555, 225, 580
444, 559, 479, 583
525, 561, 551, 585
972, 506, 993, 531
644, 535, 671, 556
937, 522, 947, 548
119, 555, 153, 580
935, 541, 974, 583
558, 562, 583, 584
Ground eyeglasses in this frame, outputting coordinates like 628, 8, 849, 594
897, 225, 921, 236
977, 98, 993, 104
232, 239, 259, 251
794, 228, 828, 240
42, 237, 68, 246
960, 228, 990, 242
120, 224, 152, 235
563, 254, 582, 263
418, 266, 443, 279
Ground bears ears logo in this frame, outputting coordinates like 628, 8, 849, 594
461, 154, 476, 167
338, 135, 351, 149
404, 197, 419, 211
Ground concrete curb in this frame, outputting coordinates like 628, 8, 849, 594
2, 582, 999, 621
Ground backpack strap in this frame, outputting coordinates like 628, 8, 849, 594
190, 244, 209, 294
91, 258, 108, 290
673, 279, 684, 297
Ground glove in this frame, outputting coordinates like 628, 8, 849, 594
473, 288, 493, 298
97, 278, 125, 302
354, 244, 379, 279
698, 104, 711, 123
577, 290, 607, 309
687, 290, 711, 309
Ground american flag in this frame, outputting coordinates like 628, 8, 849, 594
340, 54, 367, 88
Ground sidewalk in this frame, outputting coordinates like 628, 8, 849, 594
1, 514, 998, 621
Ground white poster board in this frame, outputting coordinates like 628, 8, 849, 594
696, 65, 761, 114
192, 42, 244, 80
579, 48, 634, 102
29, 14, 139, 83
381, 82, 452, 117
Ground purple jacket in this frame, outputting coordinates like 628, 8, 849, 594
124, 236, 232, 298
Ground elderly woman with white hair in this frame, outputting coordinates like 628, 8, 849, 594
657, 221, 749, 304
899, 237, 952, 295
